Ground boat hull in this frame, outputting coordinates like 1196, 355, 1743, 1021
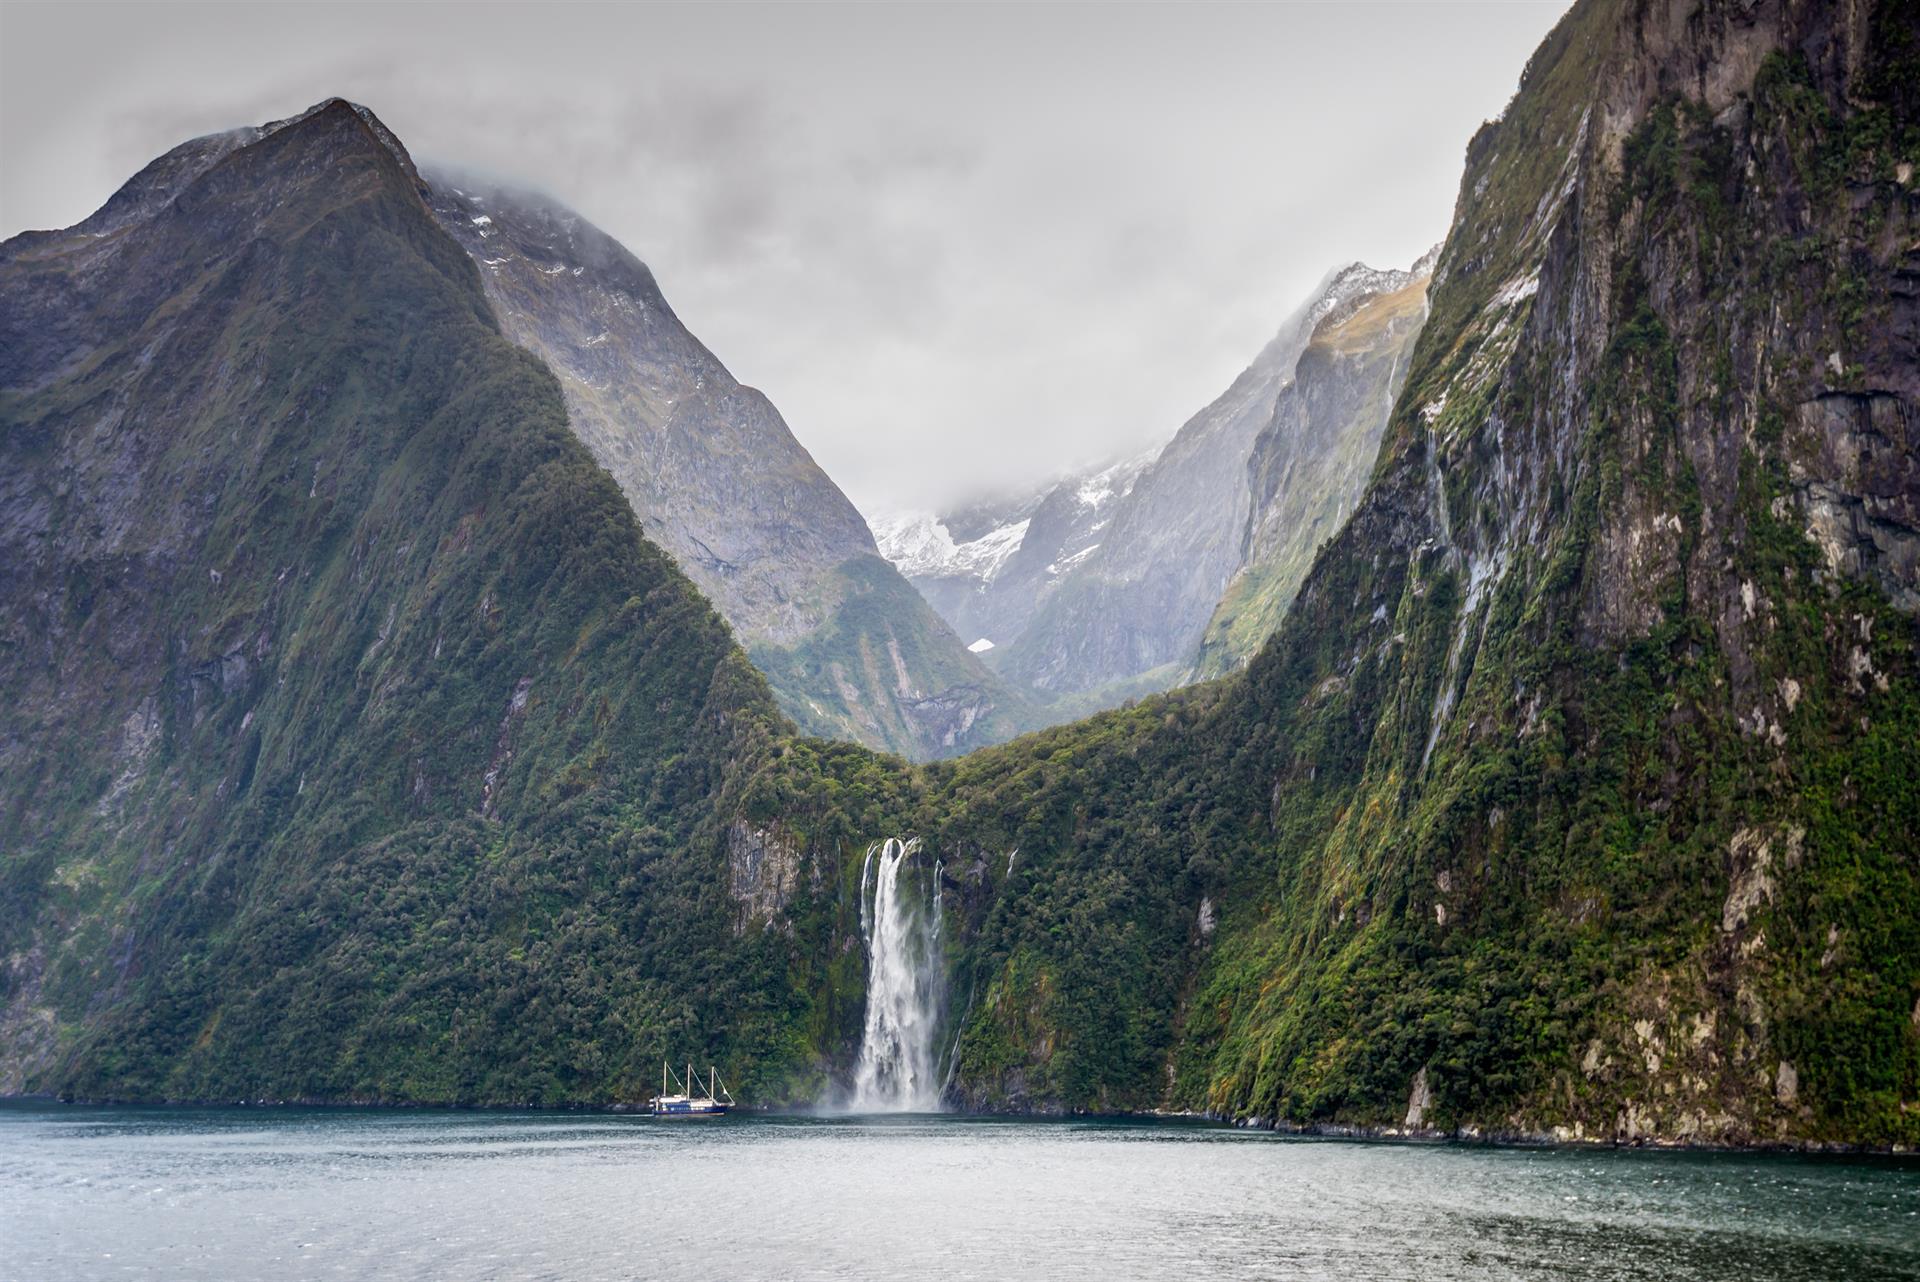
650, 1101, 730, 1117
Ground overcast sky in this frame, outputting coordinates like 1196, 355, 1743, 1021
2, 1, 1570, 517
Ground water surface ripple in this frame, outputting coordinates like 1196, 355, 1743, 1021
2, 1104, 1916, 1280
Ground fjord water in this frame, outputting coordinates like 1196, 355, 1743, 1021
3, 1105, 1916, 1281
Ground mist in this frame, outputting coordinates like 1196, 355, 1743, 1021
1, 1, 1572, 515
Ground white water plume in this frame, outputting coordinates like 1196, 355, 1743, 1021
850, 837, 945, 1111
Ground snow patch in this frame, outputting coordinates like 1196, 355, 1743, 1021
1046, 544, 1100, 577
1076, 450, 1154, 509
873, 512, 1030, 585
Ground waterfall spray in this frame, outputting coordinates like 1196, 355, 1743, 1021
850, 837, 945, 1111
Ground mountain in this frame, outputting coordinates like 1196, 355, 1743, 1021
872, 259, 1436, 714
423, 175, 1028, 760
0, 100, 845, 1102
1193, 255, 1434, 678
870, 450, 1153, 655
908, 0, 1920, 1142
5, 0, 1916, 1151
984, 258, 1435, 699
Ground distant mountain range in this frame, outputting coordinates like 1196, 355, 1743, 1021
874, 251, 1436, 705
871, 450, 1153, 655
425, 173, 1439, 745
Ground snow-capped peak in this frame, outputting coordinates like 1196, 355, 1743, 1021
872, 512, 1030, 586
1074, 446, 1158, 510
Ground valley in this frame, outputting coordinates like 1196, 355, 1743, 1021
0, 0, 1915, 1157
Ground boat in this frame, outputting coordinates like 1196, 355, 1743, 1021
651, 1061, 735, 1117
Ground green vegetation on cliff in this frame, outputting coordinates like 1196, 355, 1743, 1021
902, 0, 1920, 1145
0, 102, 819, 1104
3, 0, 1917, 1153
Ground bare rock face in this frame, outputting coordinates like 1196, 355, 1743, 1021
1403, 1066, 1434, 1128
1786, 392, 1919, 612
726, 820, 804, 935
426, 177, 873, 645
876, 259, 1438, 710
1196, 257, 1435, 678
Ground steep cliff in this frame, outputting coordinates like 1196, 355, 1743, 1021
423, 178, 1029, 760
989, 260, 1434, 698
898, 0, 1920, 1144
0, 101, 831, 1103
1194, 262, 1433, 678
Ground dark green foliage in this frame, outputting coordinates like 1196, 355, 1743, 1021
6, 1, 1917, 1150
0, 104, 817, 1105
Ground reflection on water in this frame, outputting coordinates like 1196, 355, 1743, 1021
2, 1103, 1916, 1281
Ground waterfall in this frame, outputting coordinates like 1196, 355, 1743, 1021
1417, 392, 1513, 770
850, 837, 945, 1111
1425, 420, 1454, 552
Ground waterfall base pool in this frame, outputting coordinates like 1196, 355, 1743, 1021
2, 1104, 1916, 1281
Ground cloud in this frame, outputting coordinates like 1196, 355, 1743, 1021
1, 1, 1573, 516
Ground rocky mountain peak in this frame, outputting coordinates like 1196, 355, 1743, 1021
58, 98, 419, 245
418, 167, 1031, 758
978, 244, 1438, 698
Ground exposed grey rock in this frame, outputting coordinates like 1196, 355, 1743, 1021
726, 819, 803, 935
871, 449, 1152, 656
1404, 1065, 1433, 1127
427, 175, 873, 645
1787, 393, 1919, 612
872, 258, 1438, 709
1196, 252, 1435, 678
993, 259, 1435, 697
421, 173, 1025, 758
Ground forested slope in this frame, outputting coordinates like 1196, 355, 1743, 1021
4, 0, 1916, 1152
873, 0, 1920, 1145
0, 101, 830, 1103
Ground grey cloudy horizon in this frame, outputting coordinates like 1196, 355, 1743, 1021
2, 1, 1572, 517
